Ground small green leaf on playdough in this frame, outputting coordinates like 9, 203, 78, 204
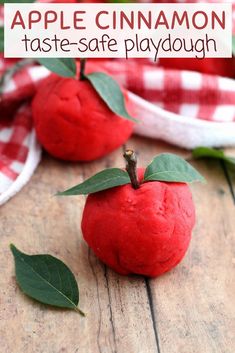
144, 153, 205, 183
86, 72, 138, 122
57, 168, 131, 196
37, 58, 76, 78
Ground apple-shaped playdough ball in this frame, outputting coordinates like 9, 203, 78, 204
81, 155, 195, 277
32, 75, 134, 161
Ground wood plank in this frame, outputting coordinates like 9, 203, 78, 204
146, 153, 235, 353
0, 139, 158, 353
126, 138, 235, 353
223, 148, 235, 204
1, 135, 235, 353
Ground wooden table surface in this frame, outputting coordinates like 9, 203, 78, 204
1, 136, 235, 353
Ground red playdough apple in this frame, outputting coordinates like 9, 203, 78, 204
32, 74, 134, 161
82, 152, 195, 277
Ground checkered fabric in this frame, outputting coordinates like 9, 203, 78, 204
87, 59, 235, 123
0, 0, 235, 205
0, 105, 32, 193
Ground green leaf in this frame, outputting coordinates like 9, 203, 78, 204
192, 147, 235, 167
0, 0, 35, 3
0, 27, 4, 53
144, 153, 205, 183
86, 72, 137, 122
232, 36, 235, 57
37, 58, 76, 78
108, 0, 132, 2
57, 168, 130, 196
10, 244, 85, 315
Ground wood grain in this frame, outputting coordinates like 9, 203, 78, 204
0, 136, 234, 353
148, 149, 235, 353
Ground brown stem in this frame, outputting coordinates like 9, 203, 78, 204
75, 307, 86, 317
79, 58, 87, 81
123, 149, 140, 189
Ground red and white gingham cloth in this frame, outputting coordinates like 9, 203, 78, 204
0, 105, 32, 190
0, 0, 235, 205
0, 104, 41, 205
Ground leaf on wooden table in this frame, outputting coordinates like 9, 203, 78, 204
10, 244, 85, 315
192, 147, 235, 168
